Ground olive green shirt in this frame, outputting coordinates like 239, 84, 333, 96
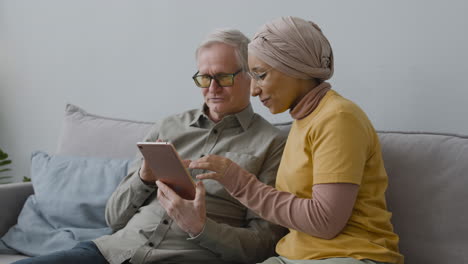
94, 104, 287, 264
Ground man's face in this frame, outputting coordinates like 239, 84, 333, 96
196, 43, 250, 122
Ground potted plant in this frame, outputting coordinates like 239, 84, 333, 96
0, 148, 13, 184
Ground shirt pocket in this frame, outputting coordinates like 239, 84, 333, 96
222, 151, 262, 175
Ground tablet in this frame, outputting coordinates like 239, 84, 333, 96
137, 142, 196, 200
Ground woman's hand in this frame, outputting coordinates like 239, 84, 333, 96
190, 155, 233, 182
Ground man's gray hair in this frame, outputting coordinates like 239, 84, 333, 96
196, 28, 250, 72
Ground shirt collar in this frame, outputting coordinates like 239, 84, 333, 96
189, 107, 207, 127
189, 104, 254, 132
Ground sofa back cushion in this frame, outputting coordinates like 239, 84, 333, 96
379, 131, 468, 263
56, 104, 154, 159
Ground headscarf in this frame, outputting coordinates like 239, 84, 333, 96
248, 16, 334, 81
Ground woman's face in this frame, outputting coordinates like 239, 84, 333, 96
248, 54, 306, 114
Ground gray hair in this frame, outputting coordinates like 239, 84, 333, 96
195, 28, 250, 72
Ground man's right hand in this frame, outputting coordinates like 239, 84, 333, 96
140, 159, 157, 184
139, 139, 164, 184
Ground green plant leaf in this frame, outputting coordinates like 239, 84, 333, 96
0, 151, 8, 160
0, 176, 13, 184
0, 181, 12, 184
0, 149, 14, 184
0, 160, 12, 166
23, 176, 31, 182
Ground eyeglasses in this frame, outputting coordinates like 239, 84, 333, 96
192, 69, 242, 88
247, 68, 273, 83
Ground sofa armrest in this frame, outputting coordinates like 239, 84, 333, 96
0, 182, 34, 237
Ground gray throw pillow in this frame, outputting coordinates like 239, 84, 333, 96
56, 104, 154, 159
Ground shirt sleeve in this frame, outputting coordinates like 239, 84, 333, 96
105, 123, 161, 231
311, 111, 370, 185
189, 136, 287, 264
220, 162, 359, 239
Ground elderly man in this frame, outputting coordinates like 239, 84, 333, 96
13, 29, 286, 264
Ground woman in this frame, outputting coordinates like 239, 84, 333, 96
190, 17, 403, 264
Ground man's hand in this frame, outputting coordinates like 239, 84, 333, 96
140, 158, 158, 184
140, 157, 191, 184
156, 180, 207, 237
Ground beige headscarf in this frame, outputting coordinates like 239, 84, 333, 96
248, 16, 334, 81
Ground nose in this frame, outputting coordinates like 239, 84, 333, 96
250, 81, 261, 97
208, 79, 222, 93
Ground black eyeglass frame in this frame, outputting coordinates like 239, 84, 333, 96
192, 69, 243, 88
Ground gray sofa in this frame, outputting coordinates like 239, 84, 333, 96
1, 105, 467, 263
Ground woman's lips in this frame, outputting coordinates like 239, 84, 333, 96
261, 97, 271, 106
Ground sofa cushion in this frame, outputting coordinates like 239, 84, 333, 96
56, 104, 154, 159
1, 151, 130, 256
0, 254, 28, 263
379, 131, 468, 263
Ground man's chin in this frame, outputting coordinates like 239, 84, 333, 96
207, 103, 225, 112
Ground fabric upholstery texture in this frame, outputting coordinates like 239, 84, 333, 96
0, 183, 34, 237
56, 104, 154, 159
0, 253, 28, 263
379, 131, 468, 263
1, 151, 130, 256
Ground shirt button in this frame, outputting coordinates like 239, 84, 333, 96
148, 242, 154, 247
213, 129, 218, 134
162, 219, 169, 225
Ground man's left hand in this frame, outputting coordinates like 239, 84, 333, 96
156, 180, 206, 237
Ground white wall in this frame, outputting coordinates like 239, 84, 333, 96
1, 0, 468, 181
